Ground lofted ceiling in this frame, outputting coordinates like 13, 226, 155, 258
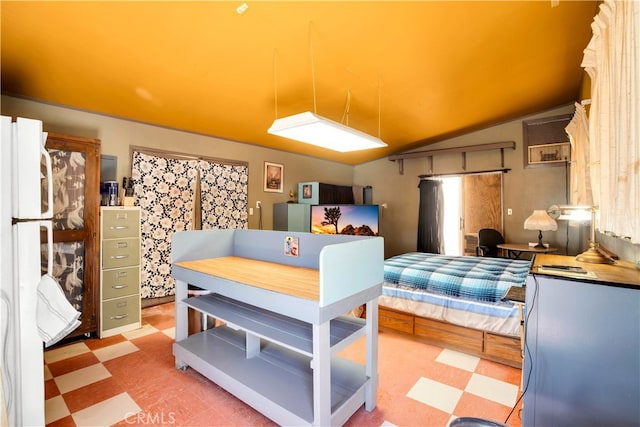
1, 1, 597, 165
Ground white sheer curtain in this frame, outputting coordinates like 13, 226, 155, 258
565, 102, 593, 206
581, 0, 640, 244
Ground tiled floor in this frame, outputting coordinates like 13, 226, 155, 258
44, 303, 523, 426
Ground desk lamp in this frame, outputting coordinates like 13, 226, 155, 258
524, 210, 557, 249
575, 206, 611, 264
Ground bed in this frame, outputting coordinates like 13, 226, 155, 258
378, 252, 531, 367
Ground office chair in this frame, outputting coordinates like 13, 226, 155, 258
475, 228, 505, 257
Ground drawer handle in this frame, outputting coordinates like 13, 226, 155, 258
110, 314, 128, 320
111, 225, 129, 230
112, 284, 128, 289
112, 254, 129, 259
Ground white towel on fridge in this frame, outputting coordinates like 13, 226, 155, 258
36, 274, 81, 347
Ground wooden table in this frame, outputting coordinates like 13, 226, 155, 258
497, 243, 557, 259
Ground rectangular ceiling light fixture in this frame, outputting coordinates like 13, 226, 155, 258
267, 112, 387, 152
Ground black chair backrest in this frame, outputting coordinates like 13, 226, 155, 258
476, 228, 504, 257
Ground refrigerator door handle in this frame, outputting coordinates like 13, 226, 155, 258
41, 220, 53, 276
41, 135, 53, 219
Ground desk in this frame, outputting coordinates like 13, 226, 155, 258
523, 255, 640, 426
497, 243, 557, 259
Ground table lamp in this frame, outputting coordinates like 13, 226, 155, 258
524, 210, 557, 249
575, 206, 612, 264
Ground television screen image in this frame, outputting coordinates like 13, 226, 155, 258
310, 204, 379, 236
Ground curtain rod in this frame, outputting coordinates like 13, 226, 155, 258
129, 145, 248, 167
419, 168, 510, 179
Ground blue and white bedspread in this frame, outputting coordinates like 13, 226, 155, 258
383, 252, 531, 303
381, 252, 531, 336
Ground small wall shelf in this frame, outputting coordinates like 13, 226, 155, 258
388, 141, 515, 175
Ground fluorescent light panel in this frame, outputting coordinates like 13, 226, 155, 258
268, 112, 387, 152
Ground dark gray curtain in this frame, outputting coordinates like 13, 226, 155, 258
417, 179, 444, 253
318, 183, 355, 204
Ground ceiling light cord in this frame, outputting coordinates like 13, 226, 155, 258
273, 48, 279, 119
309, 22, 317, 114
378, 78, 382, 139
341, 90, 351, 126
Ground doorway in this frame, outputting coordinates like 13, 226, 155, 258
441, 172, 504, 256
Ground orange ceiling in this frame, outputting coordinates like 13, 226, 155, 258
1, 1, 597, 165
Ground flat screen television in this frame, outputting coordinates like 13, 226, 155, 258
310, 204, 379, 236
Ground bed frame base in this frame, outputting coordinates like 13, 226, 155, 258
379, 306, 522, 369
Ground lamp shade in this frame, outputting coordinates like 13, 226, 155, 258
524, 210, 558, 231
267, 112, 387, 152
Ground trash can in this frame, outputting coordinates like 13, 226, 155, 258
187, 284, 215, 335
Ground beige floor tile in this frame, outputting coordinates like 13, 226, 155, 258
43, 364, 52, 381
44, 342, 90, 364
93, 340, 139, 362
436, 348, 480, 372
465, 373, 519, 407
71, 392, 141, 427
407, 377, 463, 414
44, 395, 70, 424
122, 324, 158, 340
54, 363, 111, 394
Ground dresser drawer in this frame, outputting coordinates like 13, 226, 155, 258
102, 295, 140, 331
102, 238, 140, 269
102, 266, 139, 300
102, 209, 140, 239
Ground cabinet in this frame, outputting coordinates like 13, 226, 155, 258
45, 132, 101, 337
523, 254, 640, 426
171, 229, 383, 426
273, 203, 310, 232
99, 206, 141, 338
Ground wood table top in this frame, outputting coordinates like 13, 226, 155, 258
497, 243, 558, 253
174, 256, 320, 301
532, 254, 640, 288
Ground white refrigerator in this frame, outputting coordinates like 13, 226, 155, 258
1, 116, 53, 426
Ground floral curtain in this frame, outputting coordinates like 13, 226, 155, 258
132, 151, 248, 298
581, 0, 640, 243
199, 161, 249, 229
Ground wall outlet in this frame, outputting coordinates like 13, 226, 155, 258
256, 201, 262, 208
249, 208, 254, 215
507, 208, 513, 216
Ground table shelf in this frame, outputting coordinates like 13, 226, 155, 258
183, 293, 366, 357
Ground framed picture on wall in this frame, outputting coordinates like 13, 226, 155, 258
264, 161, 283, 192
302, 184, 312, 199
